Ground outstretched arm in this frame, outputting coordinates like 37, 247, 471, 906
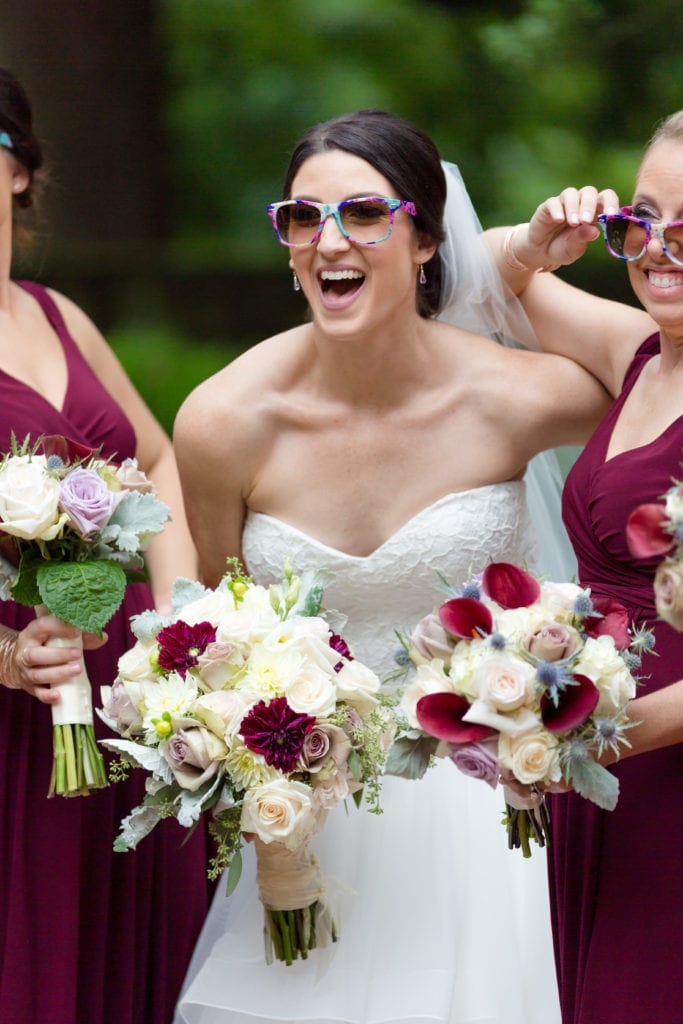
484, 187, 655, 397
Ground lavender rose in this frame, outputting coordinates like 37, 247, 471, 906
59, 467, 121, 537
449, 740, 499, 789
409, 612, 457, 667
300, 723, 351, 774
654, 560, 683, 631
161, 724, 228, 791
522, 623, 583, 662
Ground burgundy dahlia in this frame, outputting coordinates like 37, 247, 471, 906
240, 696, 316, 773
156, 620, 217, 678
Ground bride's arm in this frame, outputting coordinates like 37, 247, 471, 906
484, 187, 655, 397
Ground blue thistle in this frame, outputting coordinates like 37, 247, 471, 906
461, 581, 481, 599
393, 647, 411, 667
536, 661, 575, 706
573, 592, 594, 617
488, 631, 506, 651
46, 455, 65, 470
630, 625, 656, 655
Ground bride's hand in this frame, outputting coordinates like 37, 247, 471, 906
0, 617, 106, 705
524, 185, 621, 268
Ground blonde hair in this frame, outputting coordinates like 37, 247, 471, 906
645, 110, 683, 151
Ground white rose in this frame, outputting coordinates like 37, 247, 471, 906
536, 581, 586, 620
241, 778, 316, 850
263, 617, 339, 672
285, 665, 337, 718
498, 729, 561, 785
0, 454, 66, 541
216, 605, 279, 646
117, 639, 156, 683
180, 587, 236, 626
474, 653, 536, 712
194, 689, 253, 738
575, 636, 637, 714
196, 641, 247, 691
334, 659, 381, 714
400, 659, 453, 729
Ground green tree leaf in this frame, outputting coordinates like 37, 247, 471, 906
37, 560, 127, 634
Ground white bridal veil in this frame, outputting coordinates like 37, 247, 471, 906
437, 161, 577, 582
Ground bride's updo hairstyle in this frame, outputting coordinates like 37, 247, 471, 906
281, 110, 447, 318
0, 67, 45, 246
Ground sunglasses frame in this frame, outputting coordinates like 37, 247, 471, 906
267, 196, 418, 247
0, 132, 13, 152
598, 206, 683, 267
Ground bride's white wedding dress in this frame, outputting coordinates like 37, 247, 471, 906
175, 482, 561, 1024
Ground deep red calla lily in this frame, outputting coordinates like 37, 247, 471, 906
439, 597, 493, 640
540, 674, 600, 733
583, 595, 631, 650
38, 434, 99, 464
416, 691, 494, 744
482, 562, 541, 609
626, 503, 675, 559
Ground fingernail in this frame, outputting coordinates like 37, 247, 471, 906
569, 213, 580, 225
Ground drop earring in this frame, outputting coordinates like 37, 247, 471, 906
418, 264, 427, 285
292, 271, 301, 292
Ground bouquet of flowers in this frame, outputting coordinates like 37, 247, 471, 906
386, 561, 650, 856
627, 477, 683, 631
98, 561, 393, 965
0, 433, 170, 797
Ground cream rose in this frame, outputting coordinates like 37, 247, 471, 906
180, 588, 236, 627
311, 769, 351, 810
285, 665, 337, 718
498, 729, 561, 785
241, 778, 317, 849
664, 486, 683, 526
114, 457, 155, 493
196, 640, 247, 691
334, 659, 381, 714
194, 688, 253, 738
474, 653, 536, 712
654, 560, 683, 632
0, 454, 66, 541
116, 639, 156, 683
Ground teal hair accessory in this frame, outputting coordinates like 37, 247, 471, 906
0, 131, 13, 151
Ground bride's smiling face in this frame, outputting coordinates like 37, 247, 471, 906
287, 149, 435, 338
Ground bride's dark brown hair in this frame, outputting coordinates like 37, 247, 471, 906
0, 67, 45, 247
281, 110, 447, 318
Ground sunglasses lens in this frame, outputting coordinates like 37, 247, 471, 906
341, 199, 393, 243
275, 203, 322, 244
606, 217, 646, 259
664, 223, 683, 265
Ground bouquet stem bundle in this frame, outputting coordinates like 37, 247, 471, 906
255, 836, 337, 965
38, 609, 108, 797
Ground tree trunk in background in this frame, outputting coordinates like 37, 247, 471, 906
0, 0, 167, 323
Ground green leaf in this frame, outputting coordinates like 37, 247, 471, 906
384, 735, 439, 780
225, 846, 243, 896
37, 559, 127, 634
10, 552, 42, 607
569, 758, 620, 811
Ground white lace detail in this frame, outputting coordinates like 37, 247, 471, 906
243, 482, 536, 678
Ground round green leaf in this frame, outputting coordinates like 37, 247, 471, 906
37, 560, 127, 634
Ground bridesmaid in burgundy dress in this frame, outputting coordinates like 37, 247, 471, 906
487, 111, 683, 1023
0, 70, 209, 1023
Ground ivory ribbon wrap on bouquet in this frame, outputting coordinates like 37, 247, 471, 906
254, 836, 327, 912
35, 604, 94, 725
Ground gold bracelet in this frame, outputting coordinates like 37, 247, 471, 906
503, 225, 559, 274
0, 628, 19, 688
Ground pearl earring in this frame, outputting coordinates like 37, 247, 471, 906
12, 182, 20, 192
419, 264, 427, 285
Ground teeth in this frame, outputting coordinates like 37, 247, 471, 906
650, 272, 682, 288
319, 269, 364, 281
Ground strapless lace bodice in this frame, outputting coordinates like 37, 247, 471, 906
243, 482, 536, 676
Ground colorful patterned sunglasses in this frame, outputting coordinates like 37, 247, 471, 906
267, 196, 418, 247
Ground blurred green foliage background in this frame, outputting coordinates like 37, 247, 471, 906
1, 0, 683, 433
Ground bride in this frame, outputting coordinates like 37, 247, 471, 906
172, 110, 609, 1024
